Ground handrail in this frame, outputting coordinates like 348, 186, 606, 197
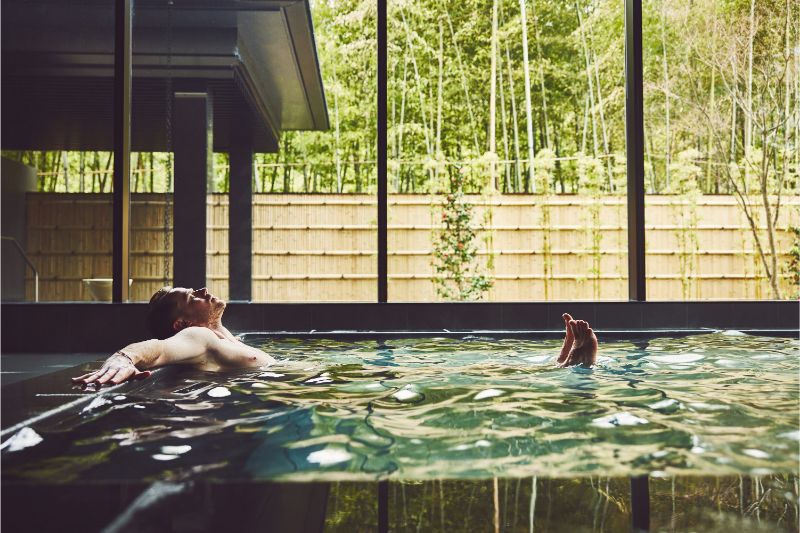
1, 236, 38, 302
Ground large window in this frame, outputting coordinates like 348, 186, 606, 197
387, 0, 627, 301
643, 0, 799, 300
249, 0, 377, 302
1, 0, 117, 302
3, 0, 797, 304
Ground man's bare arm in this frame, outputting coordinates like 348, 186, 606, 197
72, 327, 274, 385
71, 327, 217, 385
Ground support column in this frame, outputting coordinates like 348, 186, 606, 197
377, 0, 388, 302
229, 101, 253, 301
625, 0, 646, 301
173, 91, 213, 290
112, 0, 132, 302
630, 475, 650, 531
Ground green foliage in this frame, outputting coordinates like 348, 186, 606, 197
787, 225, 800, 299
431, 171, 493, 301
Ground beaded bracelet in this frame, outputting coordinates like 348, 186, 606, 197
115, 350, 135, 365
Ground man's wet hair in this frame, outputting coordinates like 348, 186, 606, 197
146, 286, 180, 340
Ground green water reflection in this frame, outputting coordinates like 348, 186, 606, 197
327, 476, 799, 532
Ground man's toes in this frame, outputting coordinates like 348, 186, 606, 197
568, 320, 578, 337
562, 313, 573, 324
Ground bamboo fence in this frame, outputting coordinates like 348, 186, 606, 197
22, 193, 799, 302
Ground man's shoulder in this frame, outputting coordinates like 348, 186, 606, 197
174, 326, 218, 342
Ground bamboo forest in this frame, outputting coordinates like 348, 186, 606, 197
7, 0, 798, 197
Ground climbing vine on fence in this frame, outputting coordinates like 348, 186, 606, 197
431, 171, 493, 301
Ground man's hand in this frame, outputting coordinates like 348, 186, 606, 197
71, 353, 152, 387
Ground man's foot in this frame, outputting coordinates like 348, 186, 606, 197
557, 313, 574, 365
558, 317, 598, 367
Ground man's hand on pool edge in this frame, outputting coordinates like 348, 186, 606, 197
72, 352, 152, 387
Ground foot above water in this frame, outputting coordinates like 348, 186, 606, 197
557, 314, 598, 367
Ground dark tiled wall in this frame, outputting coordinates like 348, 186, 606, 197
3, 301, 797, 352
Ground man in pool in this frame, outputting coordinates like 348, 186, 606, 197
73, 287, 598, 386
72, 287, 276, 386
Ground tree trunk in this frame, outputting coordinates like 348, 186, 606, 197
576, 1, 599, 158
333, 62, 343, 195
520, 0, 536, 192
759, 130, 781, 298
149, 152, 155, 192
730, 92, 738, 167
586, 11, 613, 189
269, 155, 279, 192
92, 151, 100, 192
645, 119, 657, 193
436, 18, 444, 159
446, 11, 480, 154
283, 136, 292, 193
133, 152, 141, 193
401, 9, 434, 188
531, 1, 551, 149
61, 151, 69, 192
498, 12, 511, 192
581, 92, 589, 154
79, 151, 85, 192
782, 0, 791, 192
705, 17, 718, 192
398, 55, 409, 192
744, 0, 755, 180
661, 2, 671, 189
505, 42, 522, 192
489, 0, 499, 191
100, 151, 113, 193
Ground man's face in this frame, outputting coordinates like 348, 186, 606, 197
170, 287, 226, 326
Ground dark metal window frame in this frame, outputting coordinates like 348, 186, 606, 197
373, 0, 646, 303
109, 0, 646, 303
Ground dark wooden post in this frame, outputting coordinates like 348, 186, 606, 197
173, 91, 213, 290
229, 100, 253, 301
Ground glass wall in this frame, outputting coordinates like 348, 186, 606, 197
643, 0, 799, 300
7, 0, 796, 304
387, 0, 627, 301
1, 0, 117, 302
249, 0, 377, 302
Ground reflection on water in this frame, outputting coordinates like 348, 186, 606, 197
2, 333, 798, 483
326, 476, 799, 532
3, 475, 796, 532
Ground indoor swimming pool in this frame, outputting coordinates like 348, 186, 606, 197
3, 331, 798, 483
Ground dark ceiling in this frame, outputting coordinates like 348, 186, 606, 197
1, 0, 329, 153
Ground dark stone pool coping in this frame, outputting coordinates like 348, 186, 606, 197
3, 301, 797, 353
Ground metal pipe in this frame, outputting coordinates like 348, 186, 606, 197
1, 236, 39, 302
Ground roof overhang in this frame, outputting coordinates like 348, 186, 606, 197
1, 0, 329, 152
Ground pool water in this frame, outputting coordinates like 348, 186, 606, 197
2, 332, 798, 483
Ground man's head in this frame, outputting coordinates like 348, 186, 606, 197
146, 286, 226, 339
